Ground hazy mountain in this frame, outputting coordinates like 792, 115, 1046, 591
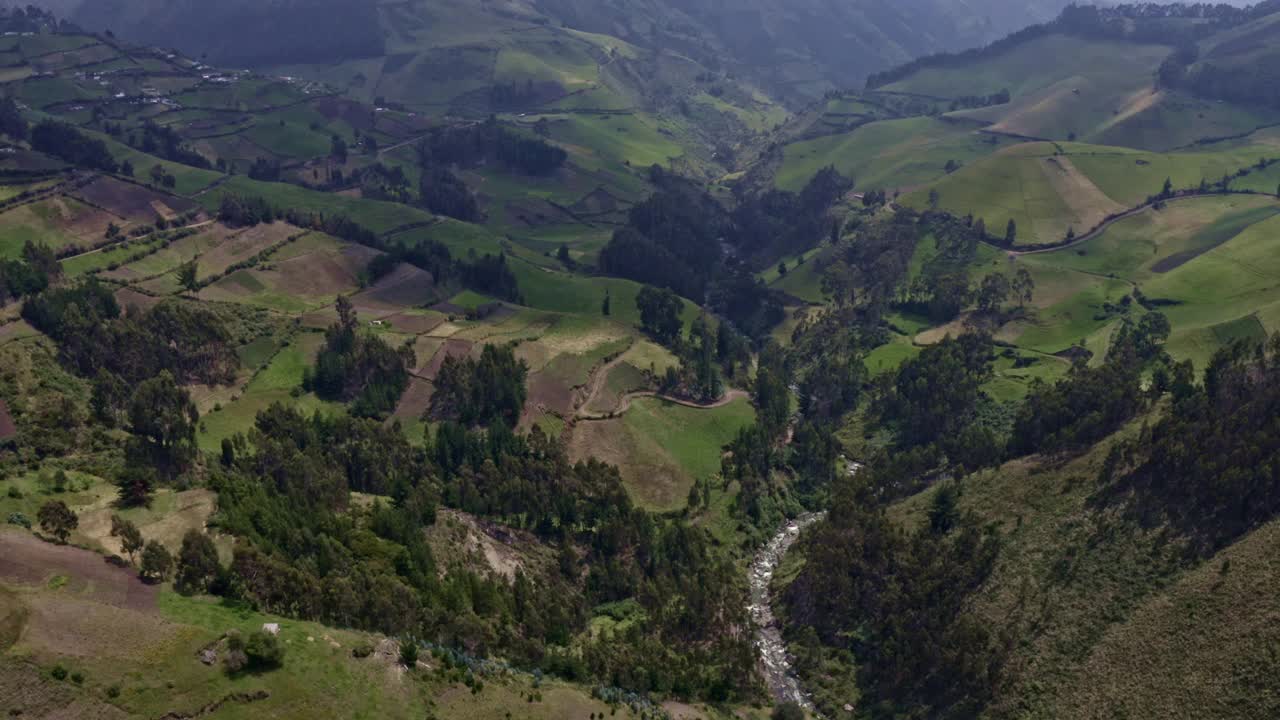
39, 0, 1069, 102
537, 0, 1070, 97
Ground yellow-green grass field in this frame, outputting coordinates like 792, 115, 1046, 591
1014, 194, 1280, 369
0, 527, 631, 719
777, 116, 1008, 193
197, 333, 345, 451
888, 35, 1171, 142
890, 409, 1280, 720
906, 142, 1126, 246
569, 395, 755, 511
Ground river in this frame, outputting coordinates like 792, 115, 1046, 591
748, 511, 826, 714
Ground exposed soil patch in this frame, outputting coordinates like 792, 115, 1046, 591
0, 530, 157, 612
410, 336, 446, 375
71, 176, 196, 221
392, 377, 434, 421
0, 398, 15, 442
382, 311, 446, 335
428, 509, 542, 582
525, 370, 575, 418
196, 222, 298, 281
0, 657, 127, 720
314, 96, 377, 132
78, 489, 219, 561
422, 338, 474, 380
113, 286, 163, 313
501, 197, 576, 228
350, 262, 437, 310
430, 301, 466, 316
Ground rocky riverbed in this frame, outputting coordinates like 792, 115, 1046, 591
748, 512, 826, 714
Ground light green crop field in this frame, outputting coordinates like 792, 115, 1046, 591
390, 217, 505, 257
59, 236, 165, 277
574, 395, 756, 511
201, 176, 435, 234
542, 112, 684, 171
885, 34, 1166, 145
197, 333, 345, 451
508, 224, 614, 267
885, 35, 1169, 101
1005, 194, 1280, 369
768, 252, 829, 304
89, 131, 224, 196
242, 119, 333, 161
1006, 263, 1131, 353
1068, 143, 1280, 207
985, 350, 1070, 403
1142, 213, 1280, 357
1091, 90, 1280, 151
881, 34, 1279, 150
16, 75, 103, 108
905, 143, 1126, 246
0, 195, 109, 258
508, 256, 699, 328
494, 41, 597, 88
864, 334, 923, 376
1021, 194, 1280, 283
777, 117, 1007, 192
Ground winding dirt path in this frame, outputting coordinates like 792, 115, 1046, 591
1000, 191, 1277, 257
577, 386, 749, 421
573, 350, 750, 421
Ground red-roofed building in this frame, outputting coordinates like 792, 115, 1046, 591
0, 399, 16, 443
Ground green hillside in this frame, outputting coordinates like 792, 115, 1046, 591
8, 3, 1280, 720
777, 116, 1008, 193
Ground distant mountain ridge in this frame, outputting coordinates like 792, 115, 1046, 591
43, 0, 386, 67
34, 0, 1070, 104
536, 0, 1069, 99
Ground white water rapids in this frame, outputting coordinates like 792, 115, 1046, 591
748, 512, 826, 714
749, 461, 859, 715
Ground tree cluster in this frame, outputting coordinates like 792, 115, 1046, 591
729, 166, 852, 263
431, 343, 528, 428
304, 297, 414, 419
1009, 313, 1170, 457
0, 240, 58, 305
30, 120, 117, 172
417, 118, 567, 177
1099, 333, 1280, 555
23, 283, 239, 388
785, 471, 1004, 720
205, 404, 756, 701
601, 182, 726, 300
217, 194, 521, 303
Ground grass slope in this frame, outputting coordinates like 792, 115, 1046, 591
778, 117, 1009, 193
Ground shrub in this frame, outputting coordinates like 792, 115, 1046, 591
399, 640, 419, 668
771, 703, 805, 720
51, 664, 68, 681
245, 629, 285, 670
224, 630, 249, 673
7, 512, 29, 528
352, 642, 374, 659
